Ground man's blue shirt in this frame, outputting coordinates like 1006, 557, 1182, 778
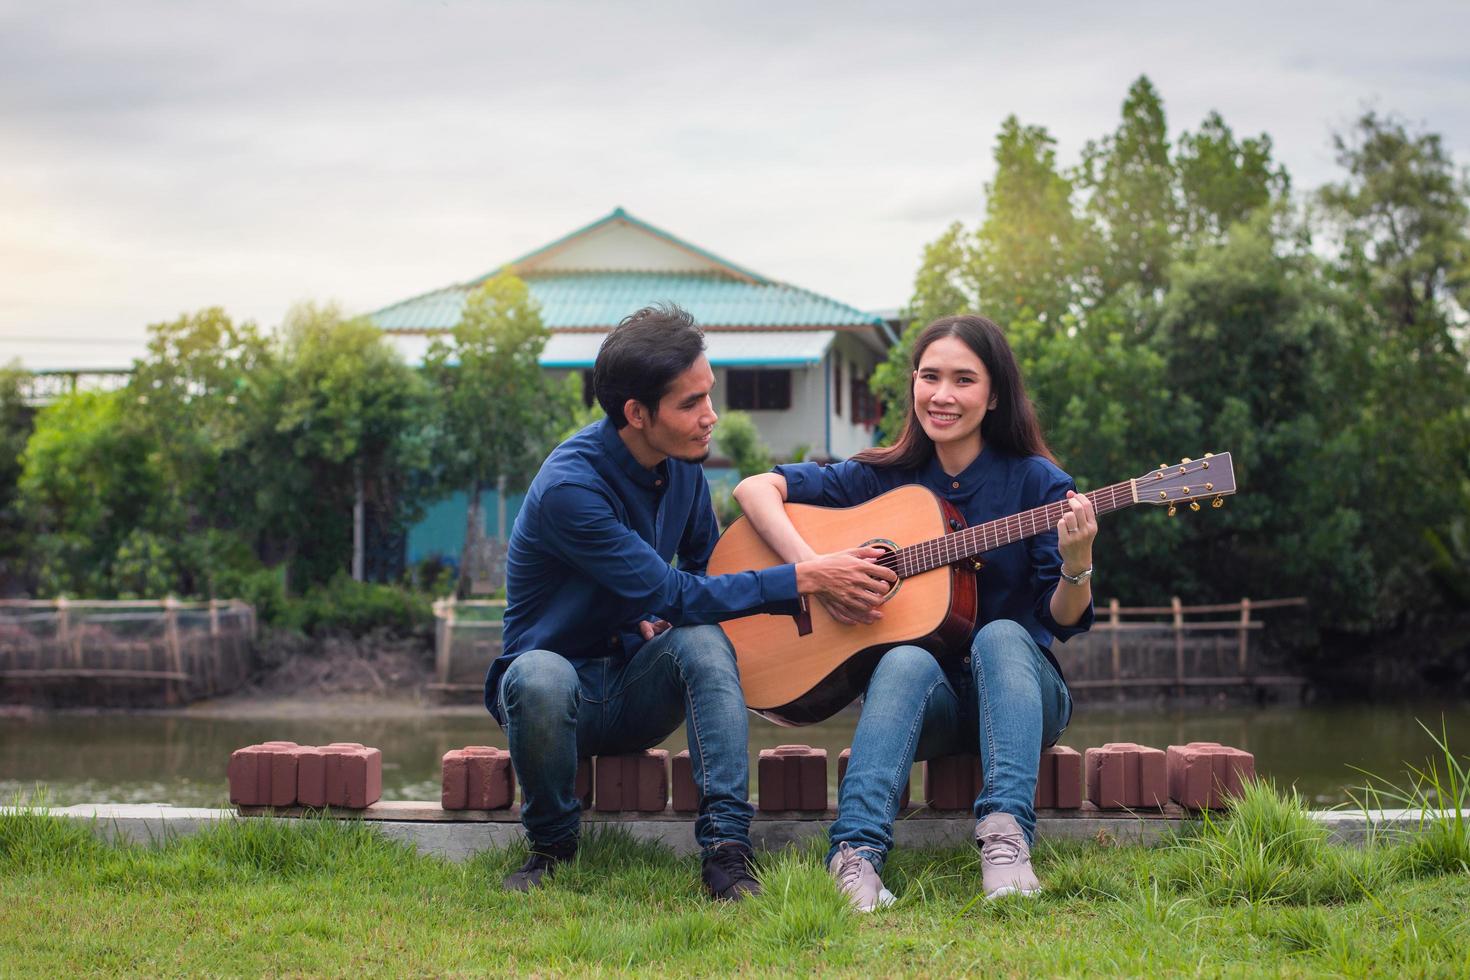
486, 418, 799, 721
773, 446, 1093, 676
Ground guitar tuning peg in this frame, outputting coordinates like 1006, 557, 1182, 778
1212, 496, 1224, 509
1167, 504, 1177, 517
1159, 463, 1167, 472
1204, 452, 1214, 458
1181, 456, 1192, 464
1190, 501, 1201, 512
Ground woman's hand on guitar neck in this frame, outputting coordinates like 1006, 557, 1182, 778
794, 547, 898, 626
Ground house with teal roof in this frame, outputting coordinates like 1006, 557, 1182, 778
371, 208, 896, 568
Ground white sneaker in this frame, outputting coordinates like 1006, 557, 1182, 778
975, 812, 1042, 899
828, 842, 896, 912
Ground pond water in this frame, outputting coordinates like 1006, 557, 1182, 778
3, 700, 1468, 809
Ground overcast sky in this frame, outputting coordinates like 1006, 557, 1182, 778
4, 0, 1469, 369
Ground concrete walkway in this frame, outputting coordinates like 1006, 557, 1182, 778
14, 802, 1467, 860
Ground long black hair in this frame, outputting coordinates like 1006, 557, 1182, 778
852, 314, 1056, 469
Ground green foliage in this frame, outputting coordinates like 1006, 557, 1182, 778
1078, 75, 1177, 295
883, 75, 1470, 639
124, 307, 270, 529
11, 304, 443, 603
1424, 477, 1470, 606
425, 270, 573, 495
557, 385, 605, 443
262, 303, 435, 587
0, 362, 35, 581
278, 575, 432, 638
1175, 110, 1289, 245
715, 410, 772, 479
18, 390, 164, 595
425, 271, 574, 591
1321, 112, 1470, 343
975, 117, 1087, 327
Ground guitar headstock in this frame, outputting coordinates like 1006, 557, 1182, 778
1136, 452, 1236, 514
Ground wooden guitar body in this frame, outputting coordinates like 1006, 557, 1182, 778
709, 485, 978, 726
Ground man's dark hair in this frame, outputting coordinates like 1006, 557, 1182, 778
594, 304, 707, 428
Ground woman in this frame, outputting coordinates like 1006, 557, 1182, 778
733, 314, 1096, 909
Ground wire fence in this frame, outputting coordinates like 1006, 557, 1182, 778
1053, 596, 1309, 700
431, 598, 504, 693
0, 597, 257, 707
431, 596, 1309, 703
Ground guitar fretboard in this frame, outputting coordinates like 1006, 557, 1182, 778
883, 480, 1136, 578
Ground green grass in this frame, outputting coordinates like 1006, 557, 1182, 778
1349, 718, 1470, 879
2, 786, 1468, 976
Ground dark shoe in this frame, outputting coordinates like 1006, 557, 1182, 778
502, 838, 577, 892
701, 843, 761, 900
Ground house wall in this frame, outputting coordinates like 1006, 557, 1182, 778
529, 221, 716, 274
711, 364, 827, 461
826, 334, 885, 460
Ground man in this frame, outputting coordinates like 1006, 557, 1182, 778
487, 303, 896, 899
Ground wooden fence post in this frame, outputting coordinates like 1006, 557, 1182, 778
55, 596, 73, 666
1109, 598, 1121, 701
207, 598, 222, 695
1172, 596, 1185, 699
434, 597, 455, 686
163, 595, 183, 702
1238, 597, 1252, 675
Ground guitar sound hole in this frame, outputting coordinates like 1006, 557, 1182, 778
860, 538, 902, 605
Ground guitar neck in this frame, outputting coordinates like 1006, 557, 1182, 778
891, 480, 1137, 578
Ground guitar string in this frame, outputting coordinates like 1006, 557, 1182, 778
875, 471, 1223, 577
869, 482, 1139, 578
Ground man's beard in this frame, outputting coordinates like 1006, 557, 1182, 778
674, 447, 711, 464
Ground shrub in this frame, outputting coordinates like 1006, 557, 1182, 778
281, 575, 432, 638
716, 411, 772, 479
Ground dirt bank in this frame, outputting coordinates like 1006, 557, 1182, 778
182, 628, 482, 719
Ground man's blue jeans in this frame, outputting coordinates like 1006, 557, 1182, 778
497, 624, 754, 855
828, 619, 1072, 871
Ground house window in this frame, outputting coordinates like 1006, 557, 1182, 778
833, 353, 842, 417
727, 369, 792, 411
851, 375, 880, 426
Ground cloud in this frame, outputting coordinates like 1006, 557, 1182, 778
2, 0, 1468, 367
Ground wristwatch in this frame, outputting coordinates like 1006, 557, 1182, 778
1060, 565, 1093, 586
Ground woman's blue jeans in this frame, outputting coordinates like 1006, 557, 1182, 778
828, 619, 1072, 872
497, 624, 754, 856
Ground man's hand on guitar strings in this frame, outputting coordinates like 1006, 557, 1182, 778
794, 546, 898, 626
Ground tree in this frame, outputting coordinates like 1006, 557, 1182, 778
265, 304, 435, 585
18, 390, 164, 595
1157, 211, 1375, 617
1176, 111, 1289, 246
1317, 113, 1470, 623
124, 307, 272, 538
0, 363, 32, 591
1078, 76, 1177, 296
1320, 112, 1470, 350
872, 226, 976, 441
424, 271, 574, 590
974, 117, 1088, 328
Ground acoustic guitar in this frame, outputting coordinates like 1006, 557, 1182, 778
709, 453, 1237, 726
